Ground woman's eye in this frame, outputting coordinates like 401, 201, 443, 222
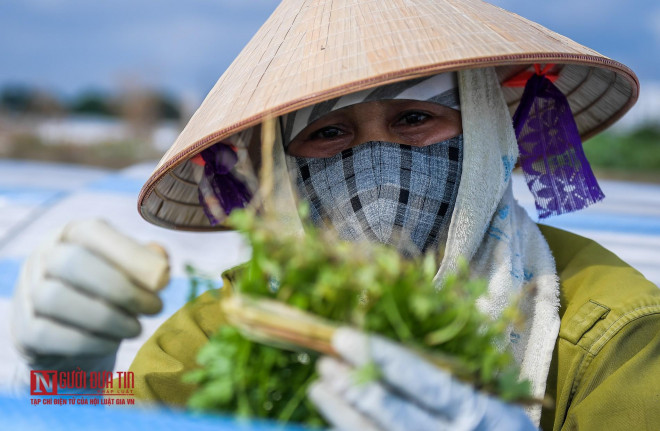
397, 111, 430, 126
310, 126, 344, 139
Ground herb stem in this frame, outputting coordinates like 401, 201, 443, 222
277, 372, 317, 423
382, 289, 413, 342
236, 340, 253, 416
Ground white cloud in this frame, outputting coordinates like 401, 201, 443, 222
649, 8, 660, 43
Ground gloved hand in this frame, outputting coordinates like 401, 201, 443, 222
11, 219, 169, 364
308, 328, 537, 431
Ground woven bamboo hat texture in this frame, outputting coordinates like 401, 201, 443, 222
139, 0, 639, 231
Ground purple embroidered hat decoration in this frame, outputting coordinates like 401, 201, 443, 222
195, 144, 252, 225
507, 64, 605, 218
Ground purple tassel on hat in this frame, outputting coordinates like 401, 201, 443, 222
511, 70, 604, 219
196, 144, 252, 225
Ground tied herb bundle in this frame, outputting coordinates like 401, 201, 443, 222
184, 207, 533, 426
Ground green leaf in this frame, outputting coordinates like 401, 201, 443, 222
184, 208, 532, 425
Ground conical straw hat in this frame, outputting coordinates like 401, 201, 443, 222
139, 0, 638, 231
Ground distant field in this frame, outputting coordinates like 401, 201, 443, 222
584, 126, 660, 183
2, 117, 660, 180
1, 134, 163, 169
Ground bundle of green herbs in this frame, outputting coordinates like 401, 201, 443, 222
183, 206, 533, 426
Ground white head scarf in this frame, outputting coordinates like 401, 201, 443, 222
444, 67, 559, 424
271, 67, 560, 425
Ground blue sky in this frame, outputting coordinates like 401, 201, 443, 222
1, 0, 658, 103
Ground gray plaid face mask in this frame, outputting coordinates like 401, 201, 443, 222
293, 135, 463, 256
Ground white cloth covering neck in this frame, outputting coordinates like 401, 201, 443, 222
440, 67, 560, 424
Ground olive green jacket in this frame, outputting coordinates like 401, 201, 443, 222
126, 226, 660, 430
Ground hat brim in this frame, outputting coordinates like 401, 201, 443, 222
139, 0, 639, 231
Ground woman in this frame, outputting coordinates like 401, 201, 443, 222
12, 1, 660, 430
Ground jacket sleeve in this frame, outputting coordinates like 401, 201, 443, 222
559, 311, 660, 430
539, 225, 660, 431
127, 289, 225, 406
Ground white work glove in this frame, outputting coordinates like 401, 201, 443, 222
11, 219, 169, 368
308, 328, 537, 431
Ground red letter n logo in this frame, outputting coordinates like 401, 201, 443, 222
30, 370, 58, 395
